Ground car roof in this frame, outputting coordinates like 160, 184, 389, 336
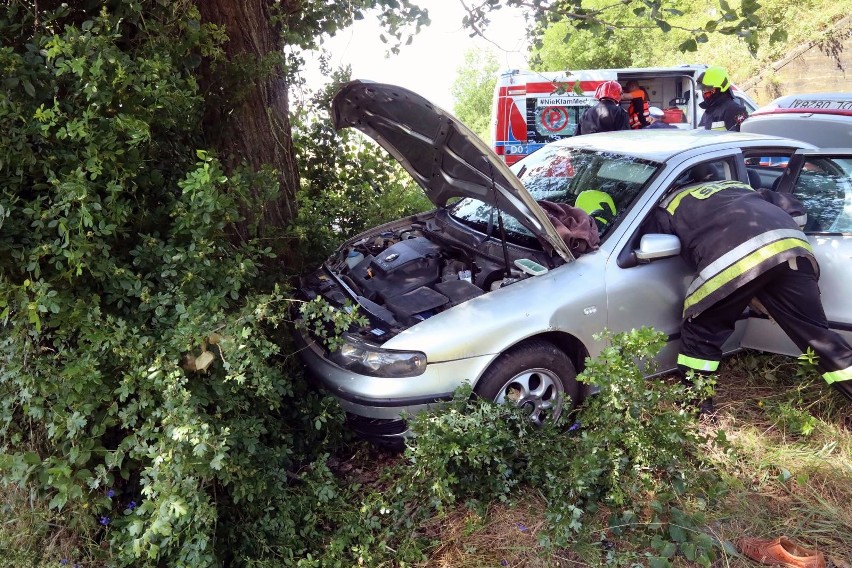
547, 129, 809, 162
751, 93, 852, 115
741, 93, 852, 148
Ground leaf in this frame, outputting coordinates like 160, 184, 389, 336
669, 524, 687, 542
48, 492, 68, 510
770, 29, 788, 45
22, 78, 35, 97
649, 557, 671, 568
655, 19, 672, 33
678, 38, 698, 52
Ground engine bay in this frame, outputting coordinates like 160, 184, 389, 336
299, 213, 559, 341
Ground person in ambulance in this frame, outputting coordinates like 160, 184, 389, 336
623, 79, 651, 129
697, 66, 749, 132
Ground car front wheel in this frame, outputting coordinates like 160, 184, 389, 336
474, 339, 580, 425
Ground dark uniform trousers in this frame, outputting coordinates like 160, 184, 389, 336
679, 258, 852, 401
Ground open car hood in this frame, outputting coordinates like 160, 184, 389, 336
332, 80, 574, 262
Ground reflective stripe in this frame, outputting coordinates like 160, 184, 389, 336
684, 233, 812, 313
678, 354, 720, 372
711, 120, 726, 130
823, 366, 852, 384
665, 180, 746, 214
686, 229, 809, 297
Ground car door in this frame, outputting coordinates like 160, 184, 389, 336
739, 149, 852, 355
605, 153, 744, 373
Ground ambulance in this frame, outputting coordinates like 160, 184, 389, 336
492, 65, 758, 164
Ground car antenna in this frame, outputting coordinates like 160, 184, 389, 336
485, 158, 513, 280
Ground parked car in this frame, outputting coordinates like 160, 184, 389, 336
741, 92, 852, 148
295, 81, 852, 443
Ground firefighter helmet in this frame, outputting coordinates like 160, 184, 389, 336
594, 80, 622, 102
697, 66, 731, 92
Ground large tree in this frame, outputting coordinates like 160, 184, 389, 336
193, 1, 428, 240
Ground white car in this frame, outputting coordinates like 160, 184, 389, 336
294, 81, 852, 443
741, 92, 852, 148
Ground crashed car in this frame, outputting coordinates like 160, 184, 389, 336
294, 80, 852, 443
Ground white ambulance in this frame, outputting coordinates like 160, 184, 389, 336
492, 65, 759, 165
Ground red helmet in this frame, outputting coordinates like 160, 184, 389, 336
594, 80, 622, 101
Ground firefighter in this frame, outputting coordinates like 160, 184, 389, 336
643, 168, 852, 412
623, 79, 650, 129
575, 80, 631, 135
697, 66, 748, 131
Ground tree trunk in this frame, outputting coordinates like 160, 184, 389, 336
196, 0, 299, 238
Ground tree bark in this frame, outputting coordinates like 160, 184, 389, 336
196, 0, 299, 238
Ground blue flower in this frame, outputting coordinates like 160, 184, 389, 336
127, 500, 138, 510
106, 489, 115, 499
516, 522, 528, 532
568, 420, 581, 431
501, 561, 508, 567
60, 560, 69, 565
99, 516, 110, 526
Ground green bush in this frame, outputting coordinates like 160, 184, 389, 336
287, 329, 724, 566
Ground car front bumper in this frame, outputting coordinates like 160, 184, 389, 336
294, 329, 494, 420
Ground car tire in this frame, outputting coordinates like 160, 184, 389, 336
474, 339, 580, 425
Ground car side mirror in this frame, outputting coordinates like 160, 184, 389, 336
635, 234, 681, 262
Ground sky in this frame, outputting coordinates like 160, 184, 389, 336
307, 3, 530, 111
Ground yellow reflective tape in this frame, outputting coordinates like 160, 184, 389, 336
665, 180, 745, 214
823, 366, 852, 384
684, 237, 812, 313
677, 354, 720, 372
686, 229, 809, 298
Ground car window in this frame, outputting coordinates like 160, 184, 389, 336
744, 156, 790, 190
450, 146, 660, 242
667, 159, 736, 190
791, 157, 852, 233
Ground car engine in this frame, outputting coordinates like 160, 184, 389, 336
300, 215, 556, 337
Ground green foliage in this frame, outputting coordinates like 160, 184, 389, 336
450, 48, 499, 142
297, 297, 369, 352
0, 0, 441, 564
291, 72, 431, 267
0, 2, 353, 565
220, 328, 724, 566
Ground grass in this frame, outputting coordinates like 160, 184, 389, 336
419, 351, 852, 567
0, 484, 98, 567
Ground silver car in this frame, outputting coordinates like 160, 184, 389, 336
295, 81, 852, 442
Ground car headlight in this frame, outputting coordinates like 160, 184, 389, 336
329, 333, 426, 377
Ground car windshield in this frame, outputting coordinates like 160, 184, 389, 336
449, 146, 661, 242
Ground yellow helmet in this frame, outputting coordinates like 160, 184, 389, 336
697, 66, 731, 92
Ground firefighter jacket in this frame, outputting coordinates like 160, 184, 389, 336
625, 88, 650, 129
576, 100, 631, 135
645, 180, 815, 321
698, 91, 748, 131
